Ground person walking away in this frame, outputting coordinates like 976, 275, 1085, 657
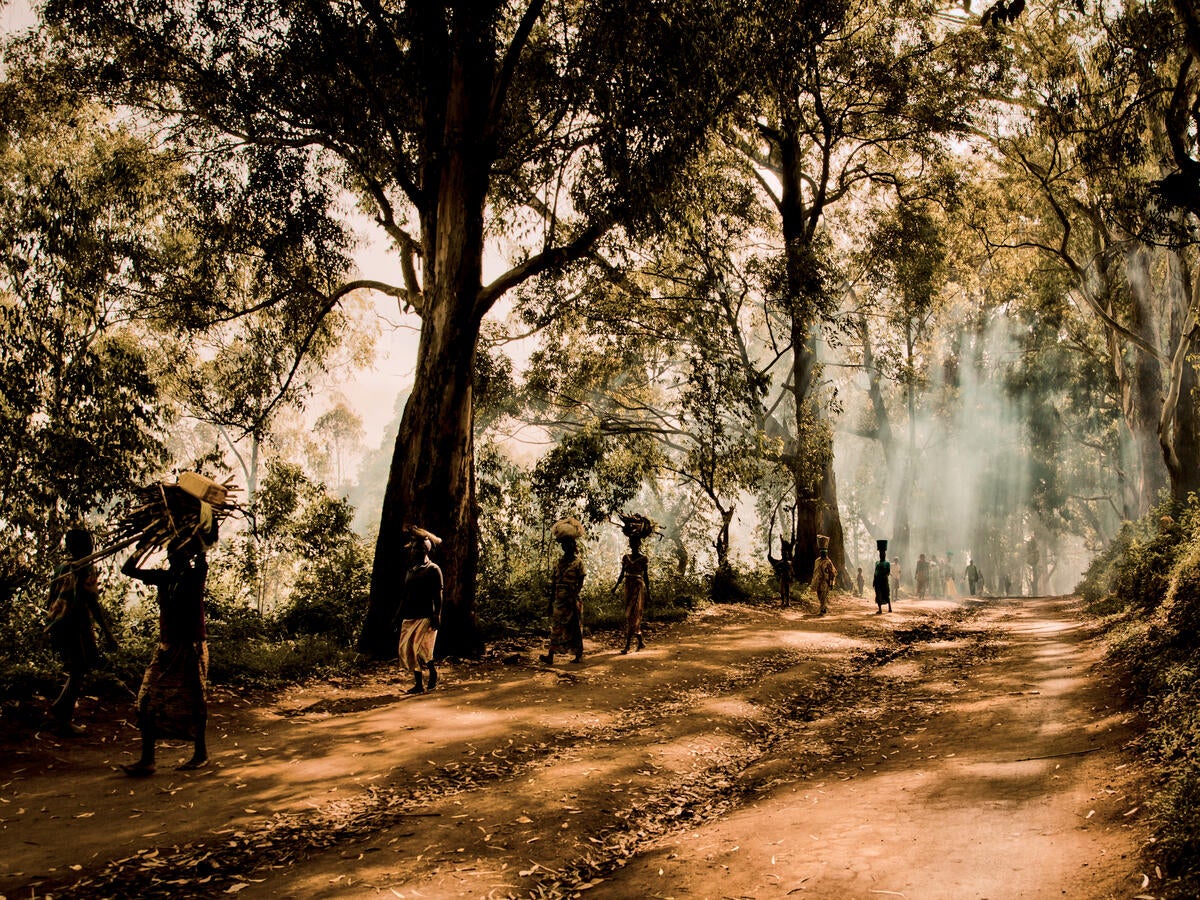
855, 567, 864, 598
394, 526, 443, 694
542, 517, 586, 664
890, 558, 902, 601
873, 540, 892, 614
45, 526, 117, 736
811, 535, 837, 616
613, 534, 651, 653
120, 534, 211, 775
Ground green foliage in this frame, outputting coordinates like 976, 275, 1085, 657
1082, 498, 1200, 895
1078, 498, 1189, 616
531, 430, 655, 526
0, 85, 172, 549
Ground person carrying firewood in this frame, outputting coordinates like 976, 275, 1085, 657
120, 530, 213, 776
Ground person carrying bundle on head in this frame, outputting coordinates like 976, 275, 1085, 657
393, 526, 443, 694
811, 534, 837, 616
613, 513, 654, 653
542, 517, 586, 665
873, 539, 892, 614
120, 522, 216, 776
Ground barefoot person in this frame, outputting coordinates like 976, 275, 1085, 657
613, 516, 653, 653
542, 517, 586, 665
811, 535, 837, 616
45, 526, 117, 736
121, 534, 212, 775
394, 527, 443, 694
873, 539, 892, 614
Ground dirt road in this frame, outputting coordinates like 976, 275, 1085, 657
0, 594, 1153, 899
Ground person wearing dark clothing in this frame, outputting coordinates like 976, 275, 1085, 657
873, 540, 892, 614
394, 527, 443, 694
45, 527, 116, 736
121, 538, 210, 775
965, 559, 982, 596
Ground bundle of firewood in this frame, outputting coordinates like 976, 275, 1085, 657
79, 473, 241, 567
618, 513, 656, 539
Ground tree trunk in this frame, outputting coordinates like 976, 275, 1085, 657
1160, 248, 1200, 500
362, 306, 484, 659
360, 26, 491, 658
776, 126, 847, 586
1123, 251, 1170, 510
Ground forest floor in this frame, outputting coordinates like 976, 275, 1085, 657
0, 592, 1157, 899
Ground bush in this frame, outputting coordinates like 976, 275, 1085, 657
1078, 498, 1191, 615
208, 634, 358, 689
277, 541, 372, 646
1084, 498, 1200, 897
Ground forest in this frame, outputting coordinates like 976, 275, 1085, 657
3, 0, 1200, 896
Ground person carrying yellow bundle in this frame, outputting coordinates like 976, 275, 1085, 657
811, 534, 837, 616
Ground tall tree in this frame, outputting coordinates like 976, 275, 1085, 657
731, 0, 980, 580
44, 0, 763, 657
977, 0, 1200, 508
0, 76, 172, 557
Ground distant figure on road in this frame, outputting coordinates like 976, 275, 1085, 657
915, 553, 930, 599
855, 566, 864, 598
873, 540, 892, 614
1002, 573, 1012, 595
543, 517, 586, 665
45, 526, 116, 736
614, 514, 654, 653
121, 533, 212, 775
394, 526, 443, 694
964, 559, 982, 596
891, 558, 902, 600
811, 535, 837, 616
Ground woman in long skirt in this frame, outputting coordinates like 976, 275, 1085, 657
613, 533, 651, 653
542, 518, 585, 665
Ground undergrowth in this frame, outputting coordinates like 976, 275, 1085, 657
1078, 496, 1200, 898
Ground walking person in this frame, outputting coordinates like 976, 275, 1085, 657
915, 553, 930, 600
964, 558, 982, 596
45, 526, 117, 736
873, 539, 892, 614
811, 535, 837, 616
855, 566, 864, 598
542, 517, 586, 664
613, 514, 653, 653
395, 526, 443, 694
120, 533, 212, 775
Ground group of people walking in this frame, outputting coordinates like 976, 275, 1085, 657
784, 537, 1003, 616
45, 504, 1022, 775
541, 513, 653, 665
